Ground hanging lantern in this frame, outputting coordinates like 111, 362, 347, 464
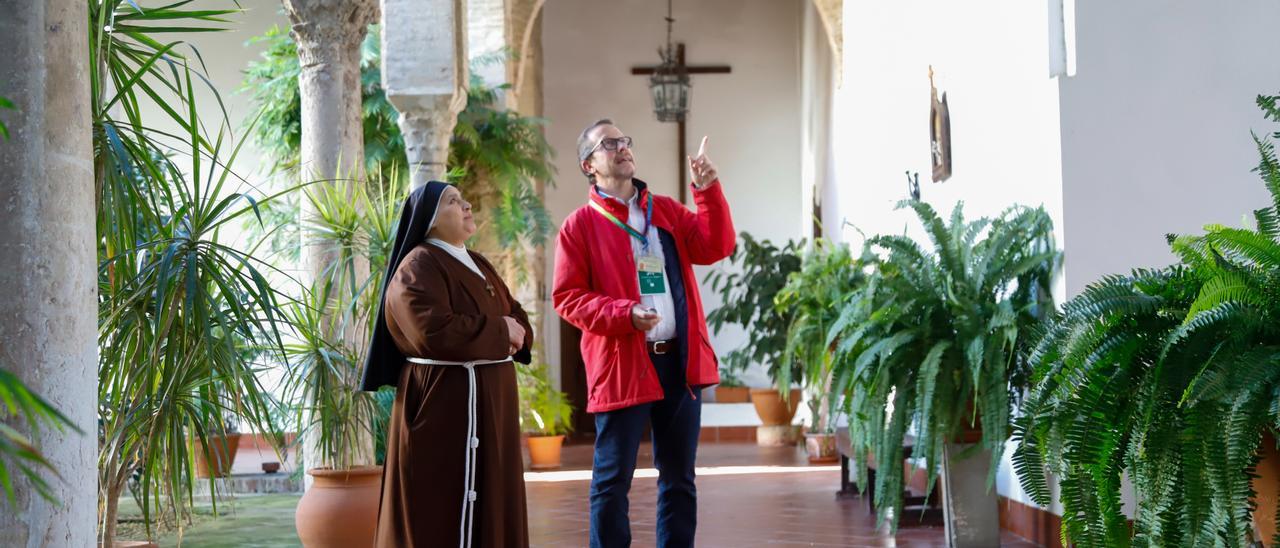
648, 2, 689, 123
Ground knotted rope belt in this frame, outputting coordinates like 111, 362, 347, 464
406, 356, 513, 548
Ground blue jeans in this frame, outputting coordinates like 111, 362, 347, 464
589, 350, 701, 548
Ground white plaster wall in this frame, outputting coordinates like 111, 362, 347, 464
834, 0, 1066, 508
801, 0, 839, 241
542, 0, 808, 391
1059, 0, 1280, 297
834, 1, 1066, 278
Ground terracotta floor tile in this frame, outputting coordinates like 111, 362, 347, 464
525, 441, 1041, 547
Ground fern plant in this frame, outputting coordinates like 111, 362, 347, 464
1013, 97, 1280, 547
831, 201, 1057, 531
774, 239, 868, 433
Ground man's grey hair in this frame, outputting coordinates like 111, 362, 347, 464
576, 118, 615, 183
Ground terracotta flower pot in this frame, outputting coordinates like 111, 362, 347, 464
714, 386, 750, 403
1254, 432, 1280, 545
194, 433, 242, 478
804, 432, 840, 464
749, 388, 802, 426
295, 466, 382, 548
262, 461, 281, 474
527, 434, 565, 470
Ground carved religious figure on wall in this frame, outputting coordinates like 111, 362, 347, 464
929, 66, 952, 182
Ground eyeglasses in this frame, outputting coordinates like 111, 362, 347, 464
583, 136, 635, 160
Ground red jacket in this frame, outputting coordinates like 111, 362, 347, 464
553, 180, 736, 413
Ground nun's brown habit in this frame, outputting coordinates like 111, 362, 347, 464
362, 181, 533, 548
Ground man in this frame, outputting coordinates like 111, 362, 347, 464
552, 119, 736, 548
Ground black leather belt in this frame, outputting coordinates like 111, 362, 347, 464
647, 339, 676, 355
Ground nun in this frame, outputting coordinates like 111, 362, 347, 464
362, 181, 533, 548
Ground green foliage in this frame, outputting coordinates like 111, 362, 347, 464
91, 1, 295, 542
704, 234, 805, 386
371, 386, 396, 465
280, 174, 407, 470
0, 95, 14, 140
242, 26, 555, 268
242, 24, 402, 177
774, 239, 869, 432
0, 367, 80, 506
1014, 98, 1280, 547
517, 363, 574, 437
833, 201, 1058, 531
446, 67, 556, 255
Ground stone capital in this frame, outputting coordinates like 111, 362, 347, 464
283, 0, 378, 63
397, 93, 467, 187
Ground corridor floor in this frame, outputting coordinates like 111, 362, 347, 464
524, 442, 1041, 547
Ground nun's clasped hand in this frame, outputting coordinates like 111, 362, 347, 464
503, 316, 525, 356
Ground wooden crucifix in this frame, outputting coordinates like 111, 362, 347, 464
631, 43, 731, 203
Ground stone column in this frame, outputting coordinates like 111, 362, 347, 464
283, 0, 377, 284
383, 0, 468, 188
0, 0, 96, 546
283, 0, 378, 480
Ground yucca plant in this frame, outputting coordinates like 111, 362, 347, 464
1013, 97, 1280, 547
280, 289, 377, 471
773, 239, 868, 433
92, 1, 296, 543
281, 175, 405, 471
832, 201, 1057, 531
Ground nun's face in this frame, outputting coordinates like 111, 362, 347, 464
427, 186, 476, 244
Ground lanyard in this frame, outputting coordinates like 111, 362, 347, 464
589, 193, 653, 252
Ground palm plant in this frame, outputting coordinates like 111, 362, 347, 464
773, 239, 867, 433
448, 74, 556, 283
704, 234, 805, 387
92, 0, 294, 543
1013, 97, 1280, 547
831, 201, 1057, 531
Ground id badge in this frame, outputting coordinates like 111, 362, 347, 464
636, 254, 666, 295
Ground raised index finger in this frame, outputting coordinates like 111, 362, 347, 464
697, 136, 709, 158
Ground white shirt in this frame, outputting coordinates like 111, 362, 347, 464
427, 238, 486, 280
597, 187, 677, 341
